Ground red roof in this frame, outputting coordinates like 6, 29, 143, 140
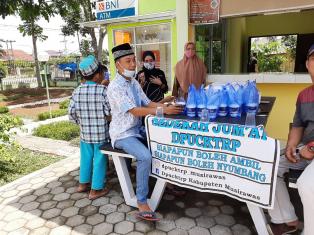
1, 49, 33, 62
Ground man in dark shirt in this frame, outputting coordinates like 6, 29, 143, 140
267, 44, 314, 235
248, 52, 258, 73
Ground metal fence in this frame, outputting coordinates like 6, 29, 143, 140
1, 77, 38, 90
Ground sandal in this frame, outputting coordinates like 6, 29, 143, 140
136, 211, 160, 221
267, 223, 298, 235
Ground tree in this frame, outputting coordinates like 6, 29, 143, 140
252, 40, 286, 72
0, 44, 5, 58
0, 0, 19, 18
53, 0, 106, 61
0, 0, 55, 87
282, 35, 297, 60
80, 39, 93, 57
101, 49, 109, 66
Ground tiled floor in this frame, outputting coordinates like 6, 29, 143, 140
0, 152, 256, 235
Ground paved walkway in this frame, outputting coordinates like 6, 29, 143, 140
0, 135, 257, 235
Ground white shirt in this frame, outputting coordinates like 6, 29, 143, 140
107, 73, 151, 147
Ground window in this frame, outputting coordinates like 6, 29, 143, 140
195, 20, 227, 74
114, 29, 134, 45
249, 34, 314, 73
135, 24, 171, 44
248, 35, 297, 73
113, 24, 172, 89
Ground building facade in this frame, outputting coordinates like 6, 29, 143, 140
86, 0, 314, 140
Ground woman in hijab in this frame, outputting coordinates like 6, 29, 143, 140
172, 42, 207, 98
136, 51, 168, 102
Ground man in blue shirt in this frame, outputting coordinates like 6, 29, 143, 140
107, 43, 182, 221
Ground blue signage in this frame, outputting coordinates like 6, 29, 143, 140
95, 0, 137, 21
97, 7, 135, 20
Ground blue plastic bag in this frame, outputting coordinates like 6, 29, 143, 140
218, 87, 228, 117
226, 85, 240, 118
243, 81, 259, 114
206, 86, 220, 120
186, 85, 197, 117
195, 85, 207, 118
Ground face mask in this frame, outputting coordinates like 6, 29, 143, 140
118, 62, 136, 78
185, 50, 195, 58
143, 62, 155, 70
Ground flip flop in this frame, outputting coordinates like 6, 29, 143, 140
88, 187, 110, 200
136, 211, 160, 221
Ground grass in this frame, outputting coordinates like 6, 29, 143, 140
59, 99, 70, 110
0, 146, 63, 186
2, 93, 24, 102
69, 136, 80, 147
0, 88, 74, 105
38, 109, 68, 120
0, 93, 41, 102
33, 121, 80, 141
0, 94, 6, 102
0, 106, 9, 114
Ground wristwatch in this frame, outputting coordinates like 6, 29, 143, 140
306, 141, 314, 153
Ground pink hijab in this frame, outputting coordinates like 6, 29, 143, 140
175, 42, 207, 93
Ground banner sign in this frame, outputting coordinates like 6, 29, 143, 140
145, 116, 280, 209
189, 0, 220, 24
92, 0, 138, 21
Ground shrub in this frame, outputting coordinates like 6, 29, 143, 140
33, 121, 80, 141
38, 109, 68, 120
0, 114, 23, 163
0, 106, 9, 114
59, 99, 70, 109
0, 63, 8, 77
0, 114, 22, 143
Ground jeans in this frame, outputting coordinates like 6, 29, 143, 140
115, 136, 152, 204
80, 140, 108, 190
268, 154, 314, 235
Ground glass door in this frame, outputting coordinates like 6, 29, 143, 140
113, 23, 172, 90
195, 20, 227, 74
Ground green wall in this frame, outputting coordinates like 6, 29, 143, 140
107, 19, 177, 81
139, 0, 176, 15
224, 10, 314, 139
246, 10, 314, 37
226, 17, 247, 73
106, 0, 177, 80
226, 10, 314, 73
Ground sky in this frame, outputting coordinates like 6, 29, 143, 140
0, 15, 108, 56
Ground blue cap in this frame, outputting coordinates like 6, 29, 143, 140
307, 44, 314, 59
79, 55, 99, 76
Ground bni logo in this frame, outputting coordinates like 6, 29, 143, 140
98, 0, 120, 11
98, 2, 105, 11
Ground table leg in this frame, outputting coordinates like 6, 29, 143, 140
112, 156, 137, 208
246, 203, 269, 235
148, 179, 167, 212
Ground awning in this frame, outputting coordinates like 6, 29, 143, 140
220, 0, 314, 18
80, 11, 176, 28
58, 63, 77, 72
